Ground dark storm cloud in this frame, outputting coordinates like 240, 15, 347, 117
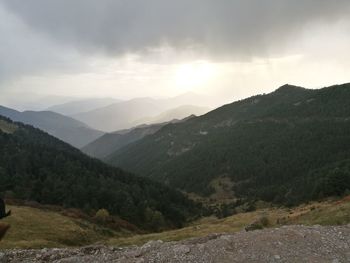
0, 4, 86, 83
2, 0, 350, 60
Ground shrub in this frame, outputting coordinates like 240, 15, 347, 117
95, 209, 110, 223
245, 216, 270, 231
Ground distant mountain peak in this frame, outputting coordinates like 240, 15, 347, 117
275, 84, 305, 93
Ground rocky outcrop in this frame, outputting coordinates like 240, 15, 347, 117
1, 225, 350, 262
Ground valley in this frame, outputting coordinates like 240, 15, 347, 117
1, 84, 350, 261
1, 1, 350, 261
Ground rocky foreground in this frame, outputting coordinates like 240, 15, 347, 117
1, 225, 350, 263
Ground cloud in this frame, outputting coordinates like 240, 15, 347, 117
0, 4, 87, 84
2, 0, 350, 60
0, 0, 349, 109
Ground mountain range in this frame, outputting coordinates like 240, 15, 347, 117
47, 98, 122, 115
0, 115, 198, 229
133, 105, 210, 126
72, 93, 212, 132
2, 83, 350, 210
0, 106, 103, 148
72, 98, 162, 132
106, 83, 350, 205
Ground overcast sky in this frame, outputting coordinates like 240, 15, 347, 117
0, 0, 350, 110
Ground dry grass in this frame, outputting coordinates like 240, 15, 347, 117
0, 205, 121, 249
106, 208, 285, 247
287, 198, 350, 226
1, 196, 349, 249
0, 224, 10, 240
0, 120, 17, 134
107, 196, 350, 247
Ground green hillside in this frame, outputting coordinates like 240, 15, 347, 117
0, 116, 198, 230
82, 116, 195, 159
107, 83, 350, 205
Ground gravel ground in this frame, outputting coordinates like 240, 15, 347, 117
1, 224, 349, 263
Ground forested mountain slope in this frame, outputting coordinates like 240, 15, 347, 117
82, 116, 196, 159
0, 116, 198, 229
107, 83, 350, 205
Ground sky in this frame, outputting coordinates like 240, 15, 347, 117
0, 0, 350, 110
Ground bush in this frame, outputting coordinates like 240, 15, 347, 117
144, 207, 166, 231
260, 216, 269, 227
95, 209, 110, 223
245, 216, 270, 231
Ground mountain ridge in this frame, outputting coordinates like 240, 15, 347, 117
0, 105, 103, 148
82, 115, 197, 159
47, 98, 122, 115
72, 98, 162, 132
106, 83, 350, 205
133, 105, 210, 126
72, 93, 214, 132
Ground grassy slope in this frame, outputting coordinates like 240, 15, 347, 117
1, 196, 349, 249
0, 205, 125, 249
107, 196, 350, 247
0, 120, 17, 134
